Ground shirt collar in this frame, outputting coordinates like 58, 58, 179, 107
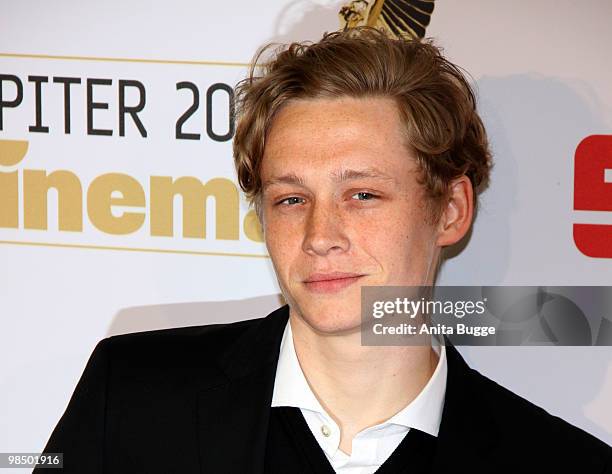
271, 317, 448, 437
271, 317, 325, 414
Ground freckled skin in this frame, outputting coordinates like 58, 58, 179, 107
260, 96, 449, 335
259, 96, 473, 454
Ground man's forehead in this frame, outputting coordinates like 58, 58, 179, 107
266, 96, 403, 139
260, 96, 417, 189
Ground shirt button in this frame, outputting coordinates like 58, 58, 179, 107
321, 424, 331, 437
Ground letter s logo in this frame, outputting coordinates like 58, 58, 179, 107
574, 135, 612, 258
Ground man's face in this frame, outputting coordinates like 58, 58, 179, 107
260, 96, 441, 334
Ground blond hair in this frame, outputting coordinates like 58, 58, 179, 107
233, 27, 492, 222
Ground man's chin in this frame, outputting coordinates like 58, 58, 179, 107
291, 301, 363, 336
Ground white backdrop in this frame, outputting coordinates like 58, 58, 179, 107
1, 0, 611, 461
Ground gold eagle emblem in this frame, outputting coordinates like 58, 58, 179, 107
339, 0, 435, 39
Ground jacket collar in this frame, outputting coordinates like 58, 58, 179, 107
196, 305, 289, 474
196, 305, 499, 474
433, 339, 500, 472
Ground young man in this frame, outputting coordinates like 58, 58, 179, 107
37, 27, 611, 473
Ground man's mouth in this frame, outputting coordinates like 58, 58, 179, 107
303, 272, 365, 293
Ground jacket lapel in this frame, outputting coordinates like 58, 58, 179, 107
196, 305, 290, 474
432, 342, 500, 473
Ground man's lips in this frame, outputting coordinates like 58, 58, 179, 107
303, 272, 365, 293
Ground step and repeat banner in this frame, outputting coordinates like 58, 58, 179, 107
1, 0, 611, 456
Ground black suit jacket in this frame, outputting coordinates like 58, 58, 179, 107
36, 305, 611, 473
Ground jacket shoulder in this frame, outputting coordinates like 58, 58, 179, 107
468, 364, 611, 462
106, 317, 262, 350
100, 316, 266, 377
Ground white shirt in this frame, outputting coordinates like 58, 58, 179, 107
271, 319, 447, 474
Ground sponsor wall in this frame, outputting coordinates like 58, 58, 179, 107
1, 0, 611, 458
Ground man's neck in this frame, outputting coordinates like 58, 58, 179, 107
289, 313, 439, 455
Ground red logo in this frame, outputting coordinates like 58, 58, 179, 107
574, 135, 612, 258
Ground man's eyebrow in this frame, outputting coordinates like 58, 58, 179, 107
262, 173, 305, 191
262, 168, 396, 191
330, 167, 396, 183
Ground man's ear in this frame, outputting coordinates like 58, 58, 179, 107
436, 175, 474, 247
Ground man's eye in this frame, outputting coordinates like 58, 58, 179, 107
278, 196, 304, 205
352, 192, 377, 201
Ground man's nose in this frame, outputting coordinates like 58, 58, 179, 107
302, 200, 350, 256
